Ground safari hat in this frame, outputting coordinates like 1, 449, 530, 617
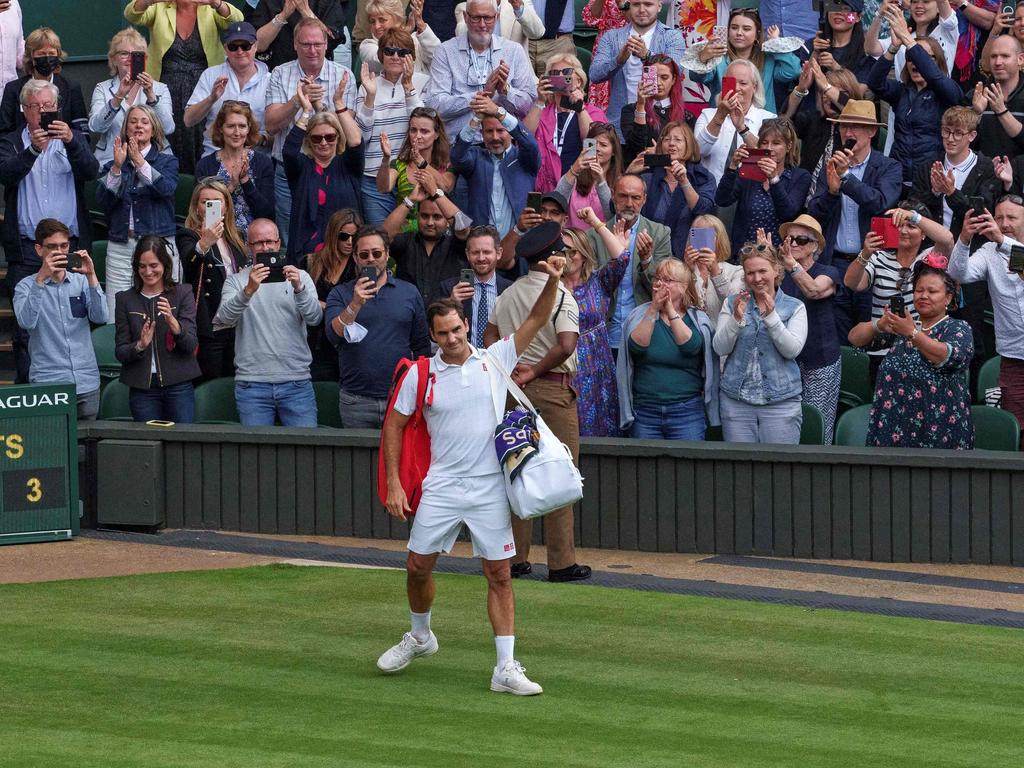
827, 99, 884, 127
779, 214, 825, 253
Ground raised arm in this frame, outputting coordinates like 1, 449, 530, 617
511, 255, 567, 357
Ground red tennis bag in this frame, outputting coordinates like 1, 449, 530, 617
377, 357, 432, 515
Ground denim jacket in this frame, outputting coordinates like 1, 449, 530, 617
95, 145, 179, 243
719, 290, 804, 404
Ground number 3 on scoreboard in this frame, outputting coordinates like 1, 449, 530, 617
25, 477, 42, 503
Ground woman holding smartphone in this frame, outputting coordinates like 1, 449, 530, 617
177, 178, 248, 382
554, 122, 622, 229
713, 242, 808, 444
524, 53, 608, 194
115, 235, 201, 423
619, 54, 688, 167
683, 214, 744, 330
715, 117, 811, 258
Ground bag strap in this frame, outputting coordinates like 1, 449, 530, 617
484, 350, 540, 418
415, 356, 432, 411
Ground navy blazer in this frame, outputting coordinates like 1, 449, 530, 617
715, 165, 812, 258
194, 150, 276, 225
96, 145, 179, 243
640, 163, 717, 257
0, 128, 98, 264
589, 22, 686, 142
0, 73, 89, 135
450, 121, 541, 232
439, 273, 512, 333
807, 150, 903, 264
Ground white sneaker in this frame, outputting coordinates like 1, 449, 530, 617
490, 660, 543, 695
376, 631, 438, 673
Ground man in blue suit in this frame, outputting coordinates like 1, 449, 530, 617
807, 99, 903, 343
451, 93, 541, 239
439, 224, 512, 347
588, 0, 686, 142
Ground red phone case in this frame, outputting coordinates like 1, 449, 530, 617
871, 217, 900, 249
721, 76, 738, 98
739, 161, 768, 182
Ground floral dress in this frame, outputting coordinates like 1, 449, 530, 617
866, 317, 974, 449
209, 150, 255, 242
571, 250, 629, 437
583, 0, 627, 112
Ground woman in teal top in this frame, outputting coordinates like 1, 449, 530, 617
616, 258, 720, 440
681, 7, 802, 114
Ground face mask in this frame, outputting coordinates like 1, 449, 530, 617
33, 56, 60, 77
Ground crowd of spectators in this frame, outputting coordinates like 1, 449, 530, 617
9, 0, 1024, 454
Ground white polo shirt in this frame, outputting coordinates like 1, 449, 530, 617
394, 337, 519, 478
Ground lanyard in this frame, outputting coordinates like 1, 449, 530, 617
468, 48, 493, 88
553, 111, 574, 155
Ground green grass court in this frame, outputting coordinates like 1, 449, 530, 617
1, 564, 1022, 767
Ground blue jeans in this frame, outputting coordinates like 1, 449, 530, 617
719, 393, 802, 444
630, 395, 706, 440
338, 387, 388, 428
360, 175, 396, 226
235, 380, 317, 427
274, 162, 291, 250
129, 380, 196, 423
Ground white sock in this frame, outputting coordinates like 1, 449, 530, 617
410, 610, 431, 643
495, 635, 515, 667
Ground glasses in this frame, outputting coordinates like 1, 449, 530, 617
940, 127, 970, 139
337, 231, 354, 242
547, 67, 573, 78
357, 249, 387, 259
227, 41, 253, 52
24, 102, 58, 112
786, 235, 815, 246
297, 41, 327, 49
250, 238, 280, 249
651, 277, 684, 285
309, 133, 338, 144
897, 266, 912, 288
42, 242, 70, 252
466, 13, 497, 23
381, 46, 412, 57
114, 50, 138, 58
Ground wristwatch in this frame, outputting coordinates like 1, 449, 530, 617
495, 107, 508, 121
429, 189, 445, 201
402, 196, 415, 210
789, 263, 803, 275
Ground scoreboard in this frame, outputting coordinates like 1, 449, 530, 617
0, 384, 78, 545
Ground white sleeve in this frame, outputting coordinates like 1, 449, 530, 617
186, 69, 212, 108
493, 335, 520, 371
392, 363, 422, 416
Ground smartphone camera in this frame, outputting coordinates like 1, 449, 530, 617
255, 252, 286, 283
65, 252, 83, 271
130, 51, 146, 81
359, 265, 379, 284
644, 153, 673, 169
40, 111, 59, 132
889, 293, 906, 316
1009, 245, 1024, 273
460, 268, 475, 285
968, 196, 986, 216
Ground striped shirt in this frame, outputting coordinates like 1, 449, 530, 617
864, 249, 926, 354
355, 72, 429, 177
265, 58, 356, 161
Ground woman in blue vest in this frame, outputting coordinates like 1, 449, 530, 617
713, 241, 808, 444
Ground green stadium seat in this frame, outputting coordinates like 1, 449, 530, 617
98, 380, 132, 420
834, 404, 871, 447
90, 239, 107, 288
575, 45, 592, 75
799, 402, 825, 445
91, 324, 120, 385
314, 381, 342, 428
175, 173, 196, 225
83, 178, 108, 240
971, 405, 1020, 451
976, 355, 1001, 405
194, 377, 239, 424
839, 346, 872, 410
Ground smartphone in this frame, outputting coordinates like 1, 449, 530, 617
641, 65, 658, 93
711, 24, 727, 43
644, 153, 673, 168
548, 74, 568, 93
129, 51, 146, 81
889, 293, 906, 316
739, 148, 769, 182
843, 137, 857, 152
968, 195, 986, 216
1010, 245, 1024, 273
1002, 1, 1015, 16
527, 191, 543, 212
583, 138, 597, 158
66, 252, 83, 271
689, 227, 716, 252
460, 268, 475, 285
871, 216, 900, 249
40, 111, 58, 131
721, 76, 738, 99
255, 252, 286, 282
359, 265, 378, 284
204, 199, 222, 231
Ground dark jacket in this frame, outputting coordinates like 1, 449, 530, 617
283, 123, 363, 264
0, 128, 99, 265
905, 152, 998, 241
450, 121, 541, 232
114, 284, 202, 389
639, 163, 717, 257
245, 0, 348, 69
439, 273, 512, 331
715, 165, 812, 258
807, 150, 904, 264
620, 101, 692, 167
0, 73, 88, 135
194, 149, 276, 226
866, 45, 963, 182
96, 145, 179, 242
177, 227, 250, 339
971, 76, 1024, 160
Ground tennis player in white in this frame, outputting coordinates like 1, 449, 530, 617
379, 227, 569, 695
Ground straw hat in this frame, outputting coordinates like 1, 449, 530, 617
779, 214, 825, 253
826, 99, 884, 127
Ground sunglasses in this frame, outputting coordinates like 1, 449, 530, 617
547, 67, 573, 78
309, 133, 338, 144
381, 46, 412, 57
227, 41, 253, 52
786, 235, 815, 246
337, 231, 354, 242
740, 242, 772, 255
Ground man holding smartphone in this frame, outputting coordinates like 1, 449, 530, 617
439, 224, 512, 346
325, 226, 432, 428
0, 79, 99, 384
213, 218, 323, 426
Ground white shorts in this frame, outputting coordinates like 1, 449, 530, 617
408, 473, 515, 561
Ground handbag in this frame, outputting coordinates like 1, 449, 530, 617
484, 351, 583, 520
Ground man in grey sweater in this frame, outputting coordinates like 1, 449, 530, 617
213, 219, 323, 427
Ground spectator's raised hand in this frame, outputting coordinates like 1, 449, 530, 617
683, 245, 702, 271
698, 39, 728, 64
211, 74, 229, 102
883, 305, 915, 336
48, 119, 73, 144
754, 284, 775, 316
825, 157, 842, 194
516, 208, 543, 232
451, 278, 475, 302
994, 155, 1013, 190
245, 263, 270, 296
972, 210, 1004, 243
732, 291, 749, 322
296, 78, 314, 114
972, 82, 989, 115
127, 137, 146, 168
576, 206, 600, 228
757, 155, 779, 180
485, 61, 510, 96
29, 126, 49, 154
115, 73, 140, 102
625, 139, 656, 174
862, 231, 884, 254
353, 274, 379, 306
69, 250, 95, 277
156, 296, 181, 336
727, 97, 747, 132
929, 161, 956, 196
333, 71, 351, 112
729, 144, 750, 170
470, 92, 500, 118
537, 253, 566, 279
635, 230, 654, 262
137, 72, 157, 103
796, 58, 814, 91
379, 131, 391, 160
198, 219, 225, 252
985, 83, 1007, 114
766, 24, 781, 39
136, 317, 155, 351
111, 135, 127, 171
361, 62, 377, 97
669, 160, 689, 186
283, 264, 304, 292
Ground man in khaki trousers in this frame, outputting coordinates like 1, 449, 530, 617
486, 221, 591, 582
